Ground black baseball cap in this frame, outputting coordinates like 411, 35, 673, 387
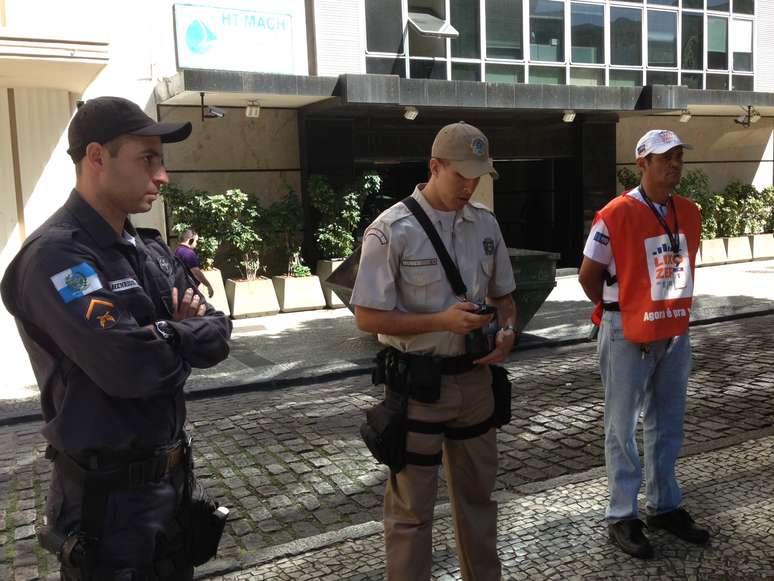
67, 96, 192, 162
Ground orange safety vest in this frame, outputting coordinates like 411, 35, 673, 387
595, 190, 701, 343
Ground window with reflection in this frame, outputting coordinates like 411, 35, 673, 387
410, 59, 448, 79
733, 0, 754, 14
647, 70, 677, 84
365, 0, 404, 54
731, 19, 752, 71
684, 0, 703, 7
530, 0, 565, 62
570, 67, 605, 85
648, 11, 677, 67
681, 13, 703, 70
681, 72, 703, 88
571, 3, 604, 64
707, 0, 729, 11
706, 73, 729, 89
486, 63, 525, 83
610, 69, 642, 86
707, 16, 728, 69
732, 75, 753, 90
451, 0, 481, 59
529, 65, 565, 84
611, 7, 642, 66
452, 62, 481, 80
486, 0, 523, 59
366, 57, 407, 77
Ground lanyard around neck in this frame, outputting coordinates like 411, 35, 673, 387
639, 185, 680, 253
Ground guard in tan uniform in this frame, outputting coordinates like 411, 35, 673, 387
352, 122, 517, 581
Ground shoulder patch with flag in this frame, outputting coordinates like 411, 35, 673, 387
50, 262, 103, 303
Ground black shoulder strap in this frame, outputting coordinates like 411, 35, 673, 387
401, 196, 467, 298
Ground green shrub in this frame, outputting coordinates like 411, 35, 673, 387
258, 188, 310, 276
161, 184, 222, 269
161, 184, 262, 278
616, 167, 639, 191
675, 169, 719, 239
309, 173, 382, 259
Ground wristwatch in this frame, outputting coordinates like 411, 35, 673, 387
154, 320, 179, 346
498, 324, 516, 336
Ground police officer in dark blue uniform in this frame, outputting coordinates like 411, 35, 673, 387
0, 97, 232, 580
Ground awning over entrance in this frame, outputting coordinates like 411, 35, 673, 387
0, 32, 108, 92
156, 69, 774, 120
155, 69, 339, 109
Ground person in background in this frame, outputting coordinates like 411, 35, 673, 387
175, 229, 214, 298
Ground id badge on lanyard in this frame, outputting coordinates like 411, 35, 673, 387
672, 248, 688, 289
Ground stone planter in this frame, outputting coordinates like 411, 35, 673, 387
699, 238, 727, 266
316, 259, 345, 309
724, 236, 753, 263
225, 277, 280, 319
750, 233, 774, 260
272, 275, 326, 313
199, 268, 230, 317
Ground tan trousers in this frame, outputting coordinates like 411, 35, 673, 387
384, 365, 501, 581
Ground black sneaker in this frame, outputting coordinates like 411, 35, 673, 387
608, 519, 655, 559
646, 508, 710, 545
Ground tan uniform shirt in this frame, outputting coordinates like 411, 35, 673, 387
351, 185, 516, 356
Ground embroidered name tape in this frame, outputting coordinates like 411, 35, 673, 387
109, 278, 140, 292
50, 262, 102, 304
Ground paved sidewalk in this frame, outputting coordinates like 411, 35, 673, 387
209, 435, 774, 580
2, 314, 773, 579
2, 259, 773, 420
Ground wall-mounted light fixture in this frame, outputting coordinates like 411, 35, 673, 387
679, 109, 692, 123
403, 105, 419, 121
245, 100, 261, 118
562, 110, 576, 123
200, 91, 225, 121
734, 105, 761, 127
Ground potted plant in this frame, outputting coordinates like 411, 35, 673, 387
308, 173, 382, 307
161, 183, 231, 315
217, 189, 280, 318
261, 190, 326, 313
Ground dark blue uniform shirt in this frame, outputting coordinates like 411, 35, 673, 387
0, 190, 232, 453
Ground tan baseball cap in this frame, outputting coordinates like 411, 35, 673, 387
431, 121, 498, 180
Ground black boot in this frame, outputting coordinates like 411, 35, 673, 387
608, 519, 655, 559
646, 507, 710, 545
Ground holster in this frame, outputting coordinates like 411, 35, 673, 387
360, 389, 409, 473
490, 365, 512, 428
178, 435, 227, 567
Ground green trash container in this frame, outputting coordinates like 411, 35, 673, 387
508, 248, 561, 333
326, 246, 560, 334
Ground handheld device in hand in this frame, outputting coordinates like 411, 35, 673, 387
465, 303, 498, 358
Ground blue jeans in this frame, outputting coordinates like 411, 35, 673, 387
598, 310, 692, 523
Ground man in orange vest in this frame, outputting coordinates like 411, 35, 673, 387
579, 129, 710, 559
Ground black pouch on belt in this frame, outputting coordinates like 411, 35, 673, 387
180, 438, 228, 566
360, 390, 409, 473
406, 354, 442, 404
490, 365, 512, 428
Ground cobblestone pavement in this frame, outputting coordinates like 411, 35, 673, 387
1, 314, 773, 579
212, 435, 774, 580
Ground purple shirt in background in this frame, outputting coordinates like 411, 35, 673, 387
174, 245, 199, 269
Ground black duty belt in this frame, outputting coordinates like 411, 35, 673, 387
46, 441, 185, 488
602, 302, 620, 311
438, 354, 476, 375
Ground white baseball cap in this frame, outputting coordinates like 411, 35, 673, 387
635, 129, 693, 159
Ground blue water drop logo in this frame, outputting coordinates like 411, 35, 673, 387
186, 19, 217, 54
